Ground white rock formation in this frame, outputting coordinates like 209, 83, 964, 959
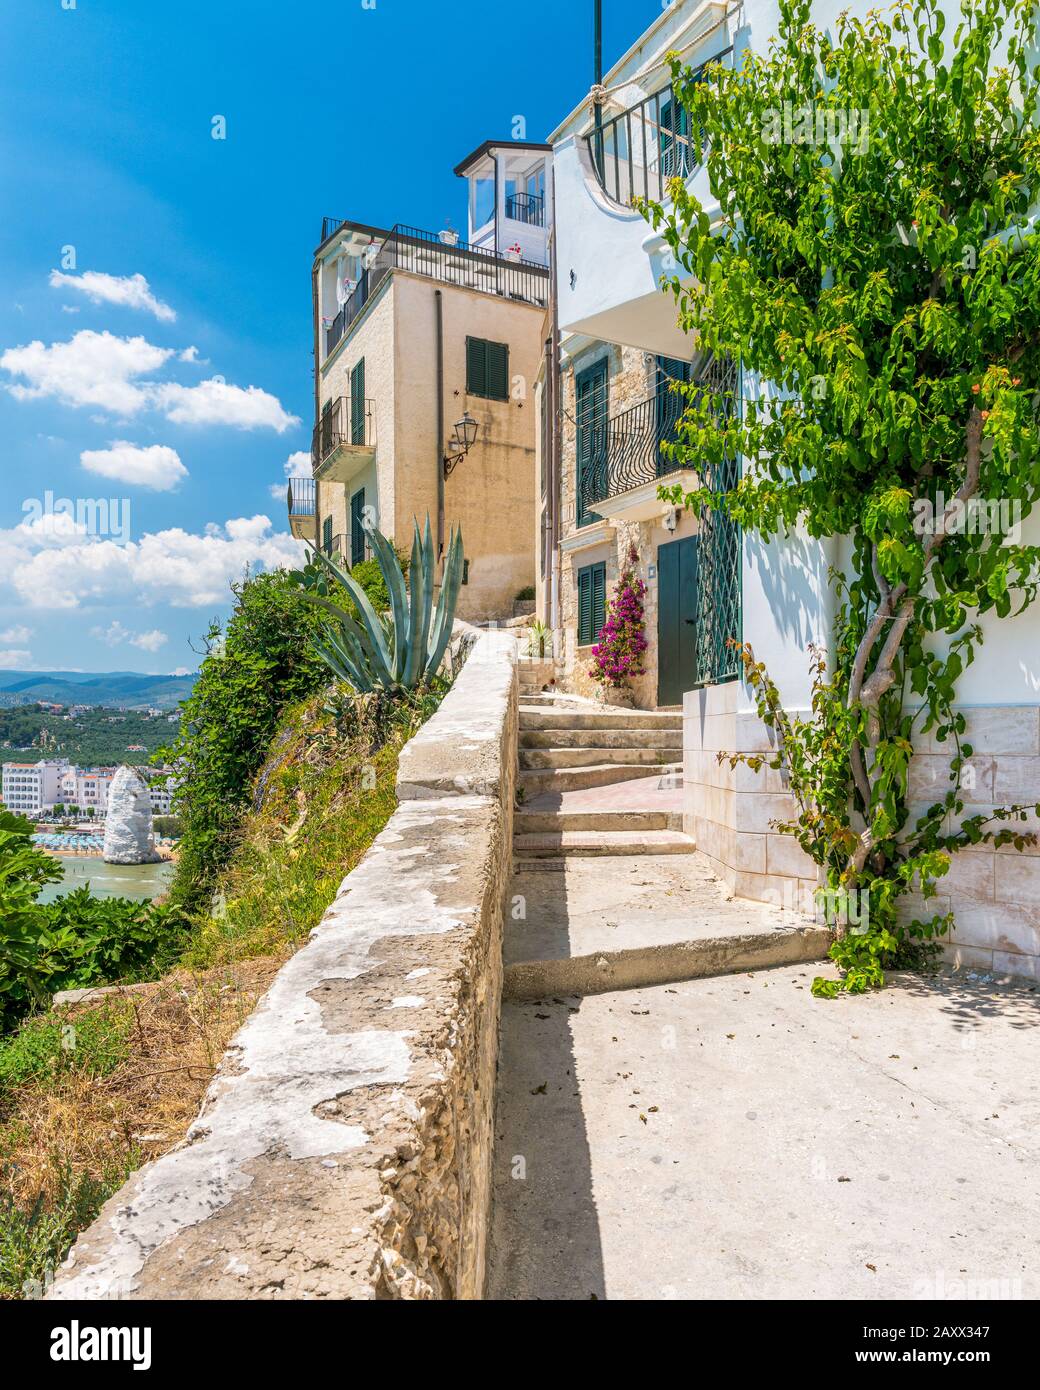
103, 766, 162, 865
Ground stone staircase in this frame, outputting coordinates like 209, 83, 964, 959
504, 684, 829, 998
514, 699, 690, 856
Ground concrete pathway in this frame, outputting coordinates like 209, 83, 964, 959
488, 965, 1040, 1300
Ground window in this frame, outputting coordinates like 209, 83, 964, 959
577, 562, 606, 647
466, 337, 509, 401
575, 359, 609, 527
350, 358, 366, 445
350, 488, 366, 567
323, 515, 333, 555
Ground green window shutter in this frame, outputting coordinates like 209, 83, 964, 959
322, 515, 333, 555
577, 567, 592, 646
350, 488, 366, 567
466, 338, 509, 400
577, 562, 606, 645
466, 337, 486, 397
592, 563, 606, 641
575, 360, 609, 527
350, 359, 366, 445
487, 341, 509, 401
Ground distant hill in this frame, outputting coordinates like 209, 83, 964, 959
0, 671, 197, 711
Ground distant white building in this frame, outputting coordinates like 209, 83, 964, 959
58, 766, 117, 816
1, 759, 69, 816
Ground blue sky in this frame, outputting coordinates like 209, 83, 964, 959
0, 0, 664, 676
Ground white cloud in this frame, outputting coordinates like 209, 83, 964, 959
49, 269, 176, 323
80, 441, 188, 491
2, 516, 304, 611
1, 332, 298, 432
154, 379, 299, 433
179, 346, 207, 364
0, 650, 31, 669
0, 330, 173, 415
270, 449, 312, 499
0, 625, 32, 644
90, 620, 169, 653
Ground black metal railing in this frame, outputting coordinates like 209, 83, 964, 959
321, 216, 348, 245
586, 50, 732, 207
312, 396, 375, 466
286, 477, 315, 517
578, 385, 690, 513
324, 224, 550, 357
505, 192, 545, 226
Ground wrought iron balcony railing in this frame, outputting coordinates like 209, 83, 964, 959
286, 477, 315, 517
585, 50, 732, 208
323, 224, 550, 357
504, 192, 545, 226
312, 396, 375, 466
579, 357, 738, 516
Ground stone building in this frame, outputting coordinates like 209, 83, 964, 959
291, 142, 554, 623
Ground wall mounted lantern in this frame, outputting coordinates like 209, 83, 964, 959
444, 413, 479, 478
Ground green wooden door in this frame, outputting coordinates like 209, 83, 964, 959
657, 535, 699, 706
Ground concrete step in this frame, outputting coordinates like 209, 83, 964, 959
520, 727, 682, 750
520, 746, 682, 771
519, 708, 683, 731
518, 763, 680, 795
514, 829, 696, 858
515, 808, 682, 834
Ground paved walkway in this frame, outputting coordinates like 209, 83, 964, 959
488, 965, 1040, 1300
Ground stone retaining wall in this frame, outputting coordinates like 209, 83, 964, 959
49, 628, 518, 1301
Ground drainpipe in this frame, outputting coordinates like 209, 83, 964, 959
435, 288, 445, 556
311, 258, 321, 548
548, 164, 563, 635
593, 0, 604, 168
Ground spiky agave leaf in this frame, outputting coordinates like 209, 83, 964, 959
426, 525, 465, 679
306, 545, 395, 684
364, 526, 410, 683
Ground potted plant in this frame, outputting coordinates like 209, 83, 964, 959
504, 242, 522, 263
527, 619, 550, 659
588, 548, 648, 707
439, 226, 460, 247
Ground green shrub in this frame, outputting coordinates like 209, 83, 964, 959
0, 1158, 133, 1300
514, 585, 535, 602
0, 1003, 133, 1100
183, 709, 401, 970
161, 570, 332, 913
152, 815, 183, 839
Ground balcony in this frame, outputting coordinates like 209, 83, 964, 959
580, 363, 736, 525
504, 192, 545, 227
286, 477, 315, 541
323, 223, 550, 358
312, 396, 376, 485
585, 52, 731, 209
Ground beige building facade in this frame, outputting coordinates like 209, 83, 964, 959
294, 142, 554, 624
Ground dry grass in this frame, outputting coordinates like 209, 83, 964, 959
0, 956, 285, 1296
2, 957, 285, 1213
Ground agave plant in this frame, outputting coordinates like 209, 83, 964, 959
296, 517, 464, 693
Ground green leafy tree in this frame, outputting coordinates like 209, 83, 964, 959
162, 570, 331, 912
0, 812, 64, 1020
648, 0, 1040, 992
